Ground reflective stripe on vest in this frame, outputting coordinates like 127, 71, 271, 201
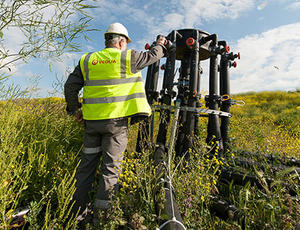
80, 48, 151, 120
83, 92, 146, 104
84, 76, 142, 86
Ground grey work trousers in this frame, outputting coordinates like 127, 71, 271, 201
72, 118, 128, 214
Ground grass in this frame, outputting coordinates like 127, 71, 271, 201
0, 97, 82, 229
0, 91, 299, 229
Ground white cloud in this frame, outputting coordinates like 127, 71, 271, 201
0, 2, 79, 77
257, 1, 268, 10
230, 23, 300, 93
95, 0, 154, 27
285, 1, 300, 10
94, 0, 256, 49
0, 27, 26, 74
178, 0, 255, 26
50, 52, 79, 74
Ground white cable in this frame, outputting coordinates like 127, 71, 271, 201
171, 150, 189, 179
158, 100, 186, 230
294, 169, 300, 181
167, 101, 180, 219
157, 217, 187, 230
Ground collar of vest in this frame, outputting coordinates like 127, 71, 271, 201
104, 47, 121, 51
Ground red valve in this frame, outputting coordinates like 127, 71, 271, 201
233, 61, 237, 68
225, 45, 230, 53
145, 43, 150, 50
186, 37, 195, 46
193, 90, 197, 97
161, 64, 166, 70
237, 52, 241, 59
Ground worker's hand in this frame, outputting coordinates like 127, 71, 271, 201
74, 110, 83, 124
156, 35, 167, 46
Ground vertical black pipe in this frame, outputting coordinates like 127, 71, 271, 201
181, 30, 200, 160
194, 65, 202, 136
136, 59, 160, 152
145, 62, 154, 92
151, 61, 160, 96
219, 53, 231, 154
206, 34, 223, 155
175, 55, 190, 158
156, 31, 176, 147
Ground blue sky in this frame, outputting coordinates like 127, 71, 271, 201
2, 0, 300, 97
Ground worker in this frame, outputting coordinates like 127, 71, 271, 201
64, 22, 167, 223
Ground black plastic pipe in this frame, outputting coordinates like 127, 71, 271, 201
206, 34, 223, 155
136, 44, 161, 153
156, 31, 177, 147
219, 43, 231, 154
181, 30, 200, 160
175, 55, 190, 158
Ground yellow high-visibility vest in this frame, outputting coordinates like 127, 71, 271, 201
80, 48, 151, 120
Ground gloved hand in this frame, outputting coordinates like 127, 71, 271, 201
156, 35, 167, 46
74, 110, 84, 124
156, 35, 172, 57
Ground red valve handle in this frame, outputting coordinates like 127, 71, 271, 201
145, 43, 150, 50
237, 52, 241, 59
193, 90, 197, 97
233, 61, 237, 68
225, 45, 230, 53
186, 37, 195, 46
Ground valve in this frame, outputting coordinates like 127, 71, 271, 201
221, 94, 230, 101
228, 52, 240, 61
225, 45, 230, 53
186, 37, 195, 46
145, 43, 150, 50
161, 64, 166, 70
193, 90, 198, 97
233, 61, 237, 68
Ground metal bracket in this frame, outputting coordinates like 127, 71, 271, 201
153, 104, 232, 117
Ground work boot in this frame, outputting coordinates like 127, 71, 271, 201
92, 208, 110, 228
92, 199, 110, 227
75, 207, 93, 230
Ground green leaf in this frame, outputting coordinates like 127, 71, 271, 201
0, 31, 3, 39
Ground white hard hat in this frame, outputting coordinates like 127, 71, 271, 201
104, 22, 132, 43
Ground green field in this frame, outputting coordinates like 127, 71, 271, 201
0, 91, 299, 229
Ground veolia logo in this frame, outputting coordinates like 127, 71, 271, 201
92, 59, 116, 65
92, 59, 98, 65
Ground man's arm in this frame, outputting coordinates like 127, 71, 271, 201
130, 44, 166, 73
64, 62, 84, 115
